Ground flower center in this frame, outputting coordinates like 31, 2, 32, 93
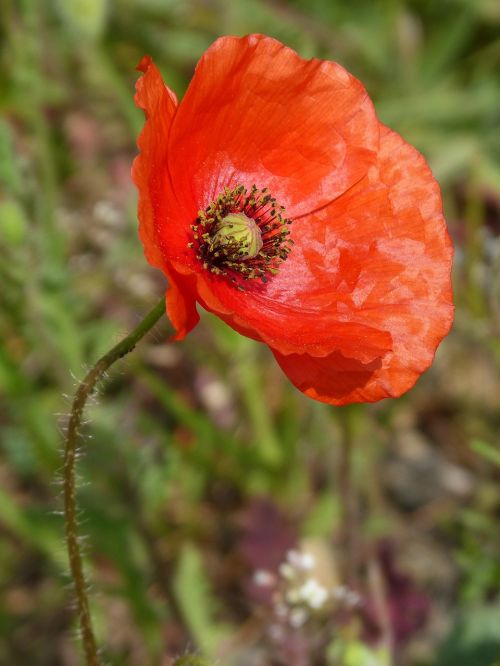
188, 184, 293, 289
212, 212, 263, 261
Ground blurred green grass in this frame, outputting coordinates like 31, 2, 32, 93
1, 1, 500, 664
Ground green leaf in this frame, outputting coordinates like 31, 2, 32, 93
436, 604, 500, 666
0, 121, 23, 195
174, 544, 231, 657
52, 0, 109, 39
0, 199, 28, 246
327, 637, 390, 666
470, 439, 500, 467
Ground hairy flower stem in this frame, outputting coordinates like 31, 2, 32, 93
63, 298, 165, 666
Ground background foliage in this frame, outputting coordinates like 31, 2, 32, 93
1, 0, 499, 664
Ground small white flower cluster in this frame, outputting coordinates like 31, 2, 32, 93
253, 548, 361, 630
253, 569, 276, 587
332, 585, 361, 607
279, 549, 315, 577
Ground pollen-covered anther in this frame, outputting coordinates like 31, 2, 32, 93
188, 184, 293, 286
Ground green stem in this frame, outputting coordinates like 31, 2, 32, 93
173, 657, 213, 666
338, 408, 358, 587
63, 298, 165, 666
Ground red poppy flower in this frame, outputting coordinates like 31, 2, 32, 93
132, 34, 453, 406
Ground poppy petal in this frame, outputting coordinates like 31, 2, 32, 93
272, 349, 384, 405
167, 34, 379, 221
133, 56, 199, 339
272, 126, 454, 404
195, 276, 393, 362
164, 266, 200, 341
133, 55, 178, 269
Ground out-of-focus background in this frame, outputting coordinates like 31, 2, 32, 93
1, 1, 499, 664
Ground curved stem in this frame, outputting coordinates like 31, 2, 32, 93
63, 298, 165, 666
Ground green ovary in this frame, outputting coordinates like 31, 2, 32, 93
213, 212, 263, 260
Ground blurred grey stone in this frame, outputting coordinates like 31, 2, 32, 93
384, 430, 474, 511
